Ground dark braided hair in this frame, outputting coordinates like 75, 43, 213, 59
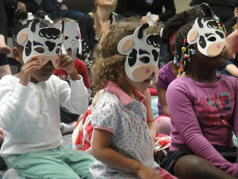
175, 15, 222, 75
162, 5, 207, 44
174, 22, 194, 60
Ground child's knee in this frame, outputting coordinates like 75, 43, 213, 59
174, 154, 214, 178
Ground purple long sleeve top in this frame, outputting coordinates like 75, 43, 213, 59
166, 74, 238, 177
155, 62, 176, 115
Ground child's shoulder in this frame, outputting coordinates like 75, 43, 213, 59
218, 73, 238, 86
159, 62, 172, 73
169, 76, 187, 86
94, 90, 121, 108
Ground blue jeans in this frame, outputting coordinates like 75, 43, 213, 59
50, 9, 84, 24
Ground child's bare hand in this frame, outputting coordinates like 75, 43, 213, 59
57, 54, 75, 73
57, 54, 80, 80
19, 56, 42, 86
136, 164, 163, 179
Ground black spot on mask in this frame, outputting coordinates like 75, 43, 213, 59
45, 41, 56, 52
199, 36, 206, 49
128, 49, 137, 67
25, 41, 32, 56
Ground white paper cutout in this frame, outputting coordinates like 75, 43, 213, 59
146, 12, 157, 26
61, 21, 82, 61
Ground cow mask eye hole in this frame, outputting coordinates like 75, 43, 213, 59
34, 47, 44, 53
139, 56, 150, 63
76, 36, 79, 40
56, 47, 60, 54
65, 36, 69, 40
207, 37, 216, 42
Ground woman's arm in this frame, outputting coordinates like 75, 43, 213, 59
158, 0, 176, 22
226, 63, 238, 78
226, 31, 238, 57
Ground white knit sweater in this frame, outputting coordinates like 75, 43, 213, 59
0, 75, 88, 157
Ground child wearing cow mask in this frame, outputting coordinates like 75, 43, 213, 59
155, 4, 210, 136
89, 20, 177, 179
161, 5, 238, 179
0, 9, 95, 179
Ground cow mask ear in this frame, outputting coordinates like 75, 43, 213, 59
118, 38, 134, 54
187, 29, 199, 44
17, 30, 28, 45
117, 23, 149, 55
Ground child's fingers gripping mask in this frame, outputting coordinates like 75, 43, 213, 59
16, 18, 65, 69
61, 21, 82, 61
187, 4, 226, 57
117, 23, 161, 83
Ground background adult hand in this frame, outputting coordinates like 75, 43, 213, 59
61, 4, 68, 10
17, 2, 27, 11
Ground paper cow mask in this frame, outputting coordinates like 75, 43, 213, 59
187, 10, 226, 57
117, 23, 161, 83
16, 18, 64, 69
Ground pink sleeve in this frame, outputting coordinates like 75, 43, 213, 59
94, 126, 115, 135
167, 80, 238, 177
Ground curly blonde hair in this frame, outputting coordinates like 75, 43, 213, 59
91, 17, 162, 93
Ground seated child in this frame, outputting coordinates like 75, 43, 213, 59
161, 4, 238, 179
89, 19, 177, 178
155, 4, 214, 135
0, 9, 95, 179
